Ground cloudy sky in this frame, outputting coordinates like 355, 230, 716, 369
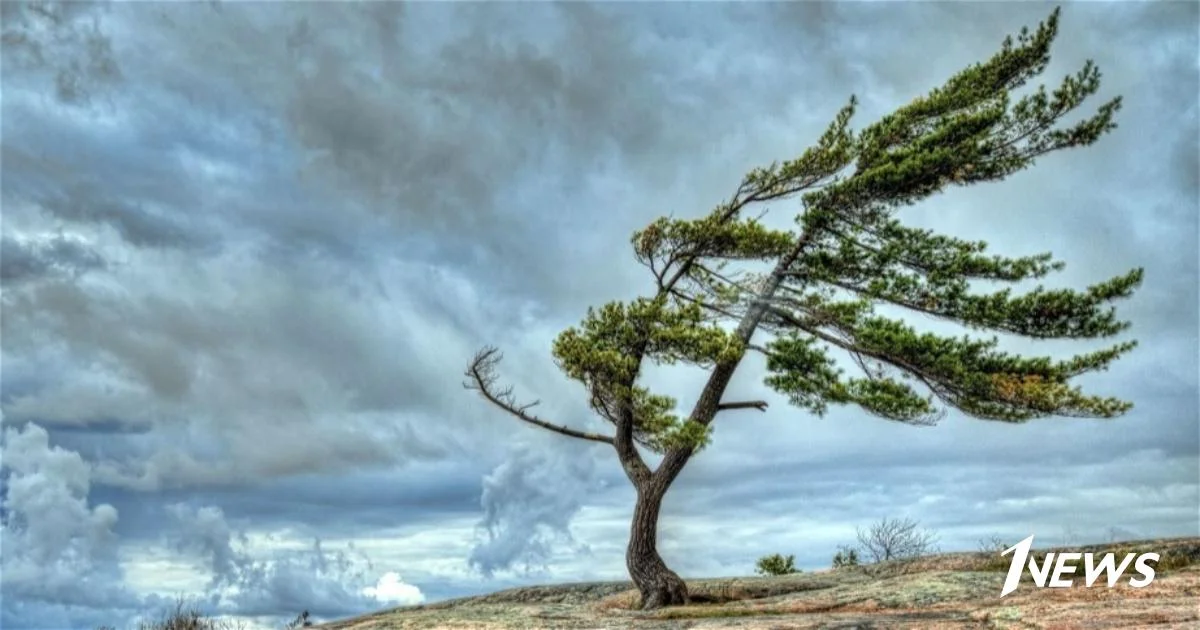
2, 2, 1197, 629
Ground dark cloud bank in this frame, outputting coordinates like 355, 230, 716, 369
2, 2, 1196, 629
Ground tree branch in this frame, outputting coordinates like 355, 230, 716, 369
465, 348, 614, 445
654, 231, 818, 487
717, 401, 769, 412
614, 402, 653, 486
763, 305, 949, 421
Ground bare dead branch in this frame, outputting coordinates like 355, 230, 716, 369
716, 400, 769, 412
465, 347, 614, 445
856, 517, 938, 567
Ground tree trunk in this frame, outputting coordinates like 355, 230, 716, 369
626, 483, 688, 609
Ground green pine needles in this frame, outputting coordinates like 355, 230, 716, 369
469, 7, 1139, 462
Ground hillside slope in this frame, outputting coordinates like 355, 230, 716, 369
317, 537, 1200, 629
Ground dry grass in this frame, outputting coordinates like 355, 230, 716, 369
95, 601, 247, 630
96, 599, 315, 630
960, 537, 1200, 574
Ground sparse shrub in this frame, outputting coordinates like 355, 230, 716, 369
978, 535, 1008, 554
124, 600, 238, 630
1059, 524, 1080, 547
832, 545, 859, 569
754, 553, 798, 576
94, 599, 313, 630
1155, 548, 1200, 573
1106, 543, 1199, 575
976, 535, 1014, 571
856, 517, 938, 565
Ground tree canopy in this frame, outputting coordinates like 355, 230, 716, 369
468, 5, 1137, 481
467, 6, 1140, 609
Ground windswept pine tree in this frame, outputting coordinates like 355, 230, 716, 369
466, 8, 1140, 609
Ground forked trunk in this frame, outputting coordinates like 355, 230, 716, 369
626, 483, 688, 609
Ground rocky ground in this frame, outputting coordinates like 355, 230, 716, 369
316, 537, 1200, 630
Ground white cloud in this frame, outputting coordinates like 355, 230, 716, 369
361, 572, 425, 606
0, 421, 142, 626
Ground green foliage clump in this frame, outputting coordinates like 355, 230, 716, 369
832, 546, 860, 569
1154, 548, 1200, 573
550, 296, 739, 451
528, 7, 1140, 455
755, 553, 799, 576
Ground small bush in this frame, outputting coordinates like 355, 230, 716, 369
755, 553, 799, 576
978, 535, 1008, 554
115, 600, 238, 630
1106, 544, 1199, 574
976, 535, 1013, 570
95, 600, 314, 630
856, 517, 937, 565
1155, 548, 1200, 572
832, 545, 859, 569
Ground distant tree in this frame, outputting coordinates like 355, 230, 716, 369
285, 611, 313, 629
467, 8, 1138, 610
857, 517, 937, 564
1061, 524, 1081, 547
832, 545, 860, 569
755, 553, 799, 576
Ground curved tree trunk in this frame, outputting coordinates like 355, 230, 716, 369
626, 484, 688, 609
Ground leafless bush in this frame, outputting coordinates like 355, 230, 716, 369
92, 598, 283, 630
132, 600, 238, 630
976, 534, 1013, 571
856, 517, 938, 566
978, 534, 1009, 554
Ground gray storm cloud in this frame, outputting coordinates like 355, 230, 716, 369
469, 443, 598, 578
1, 2, 1195, 628
166, 504, 424, 621
0, 1, 123, 105
0, 233, 106, 285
